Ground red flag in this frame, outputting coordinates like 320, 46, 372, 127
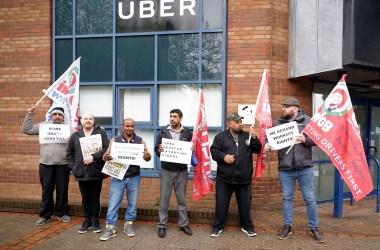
303, 75, 373, 201
254, 69, 272, 179
192, 89, 213, 200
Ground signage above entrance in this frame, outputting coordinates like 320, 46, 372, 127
117, 0, 199, 33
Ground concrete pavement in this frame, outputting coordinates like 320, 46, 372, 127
1, 196, 380, 249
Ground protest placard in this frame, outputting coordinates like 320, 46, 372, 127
102, 161, 128, 180
110, 142, 144, 166
39, 124, 70, 144
266, 121, 300, 150
79, 134, 102, 158
160, 138, 192, 165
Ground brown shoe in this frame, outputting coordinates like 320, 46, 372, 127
277, 225, 292, 240
311, 228, 325, 243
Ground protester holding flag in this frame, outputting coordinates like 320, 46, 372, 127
22, 105, 74, 226
155, 109, 193, 238
67, 113, 109, 234
210, 112, 261, 238
264, 98, 324, 243
100, 118, 151, 241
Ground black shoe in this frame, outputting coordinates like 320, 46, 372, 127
277, 225, 292, 239
158, 228, 166, 238
92, 218, 102, 233
78, 220, 93, 234
211, 227, 223, 237
311, 228, 325, 243
180, 225, 193, 235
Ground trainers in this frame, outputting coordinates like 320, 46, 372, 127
241, 227, 257, 237
35, 217, 51, 226
100, 225, 117, 241
124, 221, 135, 237
92, 218, 102, 233
210, 227, 223, 237
78, 220, 92, 234
58, 215, 71, 223
278, 225, 292, 239
311, 228, 325, 243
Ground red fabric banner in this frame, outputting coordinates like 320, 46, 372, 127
303, 75, 373, 201
192, 89, 214, 200
254, 69, 272, 179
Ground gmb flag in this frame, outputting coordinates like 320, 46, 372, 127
191, 89, 213, 200
303, 75, 373, 201
254, 69, 272, 179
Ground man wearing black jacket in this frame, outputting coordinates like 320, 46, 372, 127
210, 112, 262, 237
155, 109, 193, 238
264, 97, 324, 243
67, 112, 109, 234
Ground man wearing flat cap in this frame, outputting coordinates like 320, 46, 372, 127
22, 104, 74, 226
210, 112, 262, 238
264, 97, 324, 243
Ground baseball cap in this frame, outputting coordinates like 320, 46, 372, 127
226, 112, 242, 122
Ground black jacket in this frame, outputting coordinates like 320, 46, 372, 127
273, 109, 316, 171
210, 129, 262, 184
67, 125, 109, 181
154, 125, 192, 172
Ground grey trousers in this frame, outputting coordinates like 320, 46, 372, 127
158, 168, 189, 228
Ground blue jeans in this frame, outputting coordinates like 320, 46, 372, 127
279, 167, 319, 228
105, 175, 141, 225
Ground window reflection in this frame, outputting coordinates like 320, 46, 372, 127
76, 0, 112, 34
202, 33, 223, 80
158, 34, 199, 81
55, 0, 73, 36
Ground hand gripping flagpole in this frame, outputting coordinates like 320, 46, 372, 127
246, 69, 267, 146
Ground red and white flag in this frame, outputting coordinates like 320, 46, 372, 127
254, 69, 272, 179
303, 75, 373, 201
45, 58, 80, 130
192, 89, 213, 200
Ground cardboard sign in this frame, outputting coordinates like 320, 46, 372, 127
110, 142, 144, 166
266, 121, 300, 150
160, 138, 192, 165
102, 161, 128, 180
79, 134, 102, 158
39, 124, 70, 144
238, 104, 255, 125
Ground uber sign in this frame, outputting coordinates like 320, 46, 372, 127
117, 0, 199, 32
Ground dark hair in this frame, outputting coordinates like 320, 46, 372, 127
170, 109, 183, 118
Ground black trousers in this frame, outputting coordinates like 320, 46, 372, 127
78, 180, 103, 220
213, 180, 254, 230
39, 163, 70, 219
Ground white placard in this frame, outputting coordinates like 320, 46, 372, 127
102, 161, 128, 180
79, 134, 102, 158
238, 104, 256, 125
110, 142, 144, 166
39, 124, 70, 144
160, 138, 192, 165
266, 121, 300, 150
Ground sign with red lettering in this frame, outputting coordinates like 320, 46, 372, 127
304, 75, 373, 201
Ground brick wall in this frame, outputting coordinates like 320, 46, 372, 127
0, 0, 313, 217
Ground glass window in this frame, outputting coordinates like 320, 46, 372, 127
158, 34, 199, 81
158, 84, 198, 126
55, 0, 73, 36
203, 0, 223, 29
79, 86, 113, 125
135, 129, 155, 170
157, 0, 199, 31
202, 33, 223, 80
76, 38, 112, 82
116, 36, 155, 81
76, 0, 112, 35
203, 84, 222, 126
119, 88, 152, 124
55, 39, 73, 79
